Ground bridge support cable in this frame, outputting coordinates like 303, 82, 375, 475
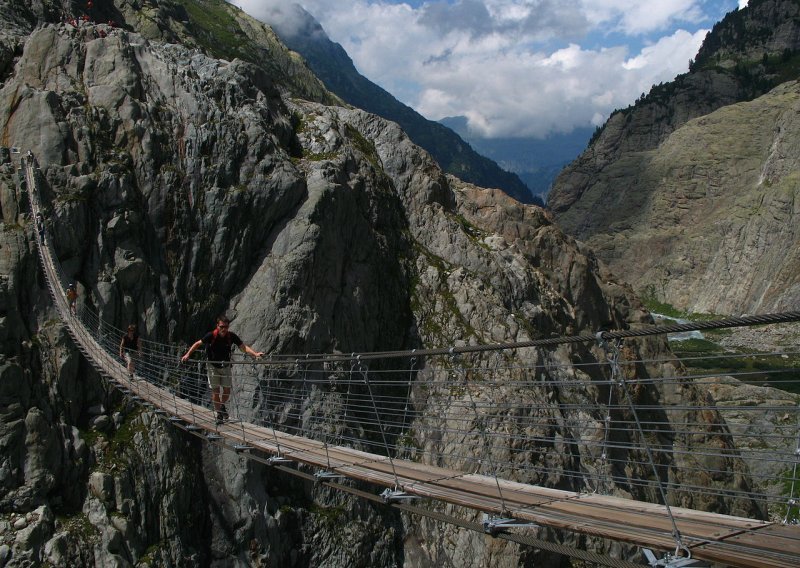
256, 312, 800, 366
297, 357, 309, 440
397, 352, 417, 455
231, 369, 254, 452
600, 338, 687, 559
785, 402, 800, 525
319, 361, 340, 474
263, 359, 292, 463
594, 362, 616, 495
357, 357, 407, 497
451, 352, 509, 515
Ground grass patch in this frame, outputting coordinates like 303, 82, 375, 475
175, 0, 254, 62
669, 338, 723, 354
411, 242, 478, 343
56, 512, 99, 541
672, 341, 800, 394
310, 504, 345, 527
345, 124, 380, 168
639, 287, 724, 321
453, 214, 490, 251
303, 151, 339, 162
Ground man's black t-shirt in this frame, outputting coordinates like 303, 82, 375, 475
121, 334, 139, 352
202, 331, 243, 362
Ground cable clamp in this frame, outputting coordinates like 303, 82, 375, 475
314, 470, 345, 482
643, 548, 707, 567
481, 514, 537, 535
595, 331, 606, 346
268, 455, 292, 465
380, 488, 419, 504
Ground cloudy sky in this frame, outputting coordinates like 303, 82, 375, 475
230, 1, 747, 139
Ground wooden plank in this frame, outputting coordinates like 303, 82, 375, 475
542, 498, 758, 541
575, 492, 769, 529
714, 523, 800, 554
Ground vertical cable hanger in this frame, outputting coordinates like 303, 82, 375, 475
319, 360, 341, 473
265, 358, 291, 464
314, 355, 345, 482
600, 337, 689, 561
349, 356, 411, 501
397, 350, 417, 457
784, 402, 800, 524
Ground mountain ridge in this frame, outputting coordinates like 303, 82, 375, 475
261, 2, 541, 205
548, 0, 800, 315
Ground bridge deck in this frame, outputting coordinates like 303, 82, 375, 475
27, 161, 800, 568
125, 379, 797, 567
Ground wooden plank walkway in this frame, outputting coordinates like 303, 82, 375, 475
27, 162, 800, 568
129, 380, 800, 567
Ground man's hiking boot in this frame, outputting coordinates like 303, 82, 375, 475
220, 404, 229, 421
216, 411, 225, 425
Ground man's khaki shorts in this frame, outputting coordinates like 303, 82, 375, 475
207, 363, 232, 389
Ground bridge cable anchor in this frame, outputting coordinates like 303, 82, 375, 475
482, 513, 538, 535
643, 548, 708, 567
267, 455, 292, 466
380, 487, 419, 504
314, 470, 345, 482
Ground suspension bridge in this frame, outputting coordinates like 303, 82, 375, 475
19, 153, 800, 567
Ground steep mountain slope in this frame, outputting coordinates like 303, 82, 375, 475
0, 1, 769, 566
548, 0, 800, 314
260, 3, 540, 205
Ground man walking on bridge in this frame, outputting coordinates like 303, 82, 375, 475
66, 283, 78, 315
181, 316, 263, 424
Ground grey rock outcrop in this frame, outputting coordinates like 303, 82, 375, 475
551, 81, 800, 314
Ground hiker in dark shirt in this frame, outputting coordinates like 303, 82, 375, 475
35, 213, 45, 239
66, 283, 78, 315
119, 324, 141, 378
180, 316, 263, 424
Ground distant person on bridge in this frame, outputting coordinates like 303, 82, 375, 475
119, 324, 141, 378
180, 316, 264, 424
66, 283, 78, 315
35, 213, 45, 239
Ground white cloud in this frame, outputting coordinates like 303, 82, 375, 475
229, 1, 729, 138
577, 0, 704, 35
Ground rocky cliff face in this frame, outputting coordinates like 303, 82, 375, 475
0, 1, 770, 567
262, 3, 539, 205
548, 0, 800, 315
551, 81, 800, 314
